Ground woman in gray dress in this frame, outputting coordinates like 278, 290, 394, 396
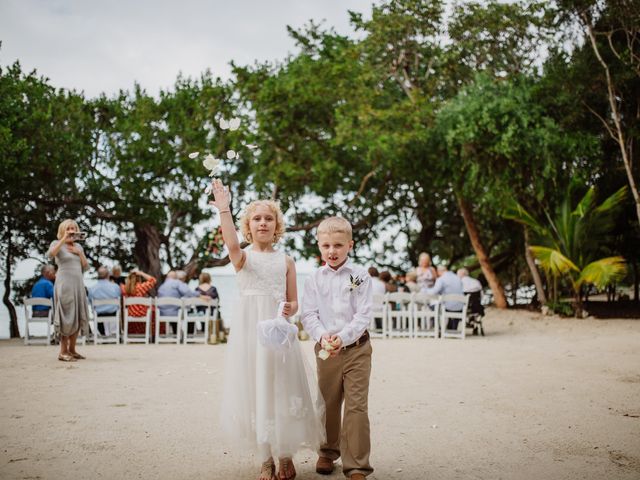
48, 219, 89, 362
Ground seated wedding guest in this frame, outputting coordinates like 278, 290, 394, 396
158, 270, 200, 314
457, 268, 482, 293
395, 271, 408, 292
196, 271, 219, 311
368, 267, 387, 296
110, 265, 125, 285
30, 264, 56, 317
379, 270, 398, 293
458, 268, 485, 318
121, 269, 156, 334
158, 270, 201, 333
415, 252, 437, 290
404, 270, 420, 293
424, 265, 464, 313
88, 266, 121, 335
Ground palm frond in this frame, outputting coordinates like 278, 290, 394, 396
530, 246, 579, 275
573, 187, 595, 219
593, 186, 627, 216
502, 199, 544, 234
577, 256, 627, 289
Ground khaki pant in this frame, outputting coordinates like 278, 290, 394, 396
315, 340, 373, 477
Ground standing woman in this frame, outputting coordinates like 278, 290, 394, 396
415, 252, 437, 290
48, 219, 89, 362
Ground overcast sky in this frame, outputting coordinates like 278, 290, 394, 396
0, 0, 374, 98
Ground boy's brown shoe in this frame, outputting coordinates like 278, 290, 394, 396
315, 457, 334, 474
350, 474, 366, 480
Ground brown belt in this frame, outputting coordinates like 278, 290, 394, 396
343, 330, 369, 350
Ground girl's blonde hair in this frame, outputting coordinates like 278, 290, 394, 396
57, 219, 80, 240
240, 200, 285, 243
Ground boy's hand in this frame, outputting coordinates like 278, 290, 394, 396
329, 335, 343, 356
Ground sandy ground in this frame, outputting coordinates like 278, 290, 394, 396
1, 309, 639, 480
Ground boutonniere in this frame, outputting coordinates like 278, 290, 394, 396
349, 274, 364, 293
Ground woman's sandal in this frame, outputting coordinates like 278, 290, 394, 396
278, 458, 296, 480
69, 352, 86, 360
58, 354, 77, 362
258, 457, 276, 480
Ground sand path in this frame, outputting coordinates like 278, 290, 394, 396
1, 309, 639, 479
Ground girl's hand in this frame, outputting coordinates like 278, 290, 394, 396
281, 302, 292, 317
209, 178, 231, 211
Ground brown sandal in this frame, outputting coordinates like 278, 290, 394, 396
58, 354, 77, 362
258, 457, 276, 480
70, 352, 86, 360
278, 458, 296, 480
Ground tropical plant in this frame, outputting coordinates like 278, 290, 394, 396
504, 185, 628, 316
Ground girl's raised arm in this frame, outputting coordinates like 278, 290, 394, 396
210, 179, 245, 271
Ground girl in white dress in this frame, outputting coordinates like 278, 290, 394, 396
210, 179, 323, 480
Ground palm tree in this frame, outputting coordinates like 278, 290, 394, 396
504, 185, 628, 316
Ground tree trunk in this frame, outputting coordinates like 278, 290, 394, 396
456, 195, 508, 308
3, 233, 19, 338
524, 228, 547, 305
133, 224, 163, 280
632, 259, 639, 302
583, 15, 640, 227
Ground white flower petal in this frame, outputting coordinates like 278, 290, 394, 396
226, 150, 236, 160
229, 117, 241, 131
203, 154, 220, 171
188, 152, 200, 159
219, 118, 229, 130
246, 144, 258, 150
318, 349, 330, 361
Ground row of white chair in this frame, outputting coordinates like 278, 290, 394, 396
22, 296, 219, 346
370, 292, 482, 340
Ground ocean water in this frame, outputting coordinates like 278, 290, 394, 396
0, 271, 311, 339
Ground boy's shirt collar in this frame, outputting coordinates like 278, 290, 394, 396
321, 258, 353, 275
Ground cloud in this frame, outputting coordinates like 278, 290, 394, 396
0, 0, 372, 97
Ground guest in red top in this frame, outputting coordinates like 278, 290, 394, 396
121, 269, 156, 334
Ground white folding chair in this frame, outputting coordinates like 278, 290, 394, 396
413, 292, 440, 338
369, 293, 387, 339
386, 292, 413, 338
155, 298, 183, 344
182, 298, 213, 344
123, 297, 153, 344
23, 297, 54, 345
91, 299, 121, 344
440, 294, 470, 339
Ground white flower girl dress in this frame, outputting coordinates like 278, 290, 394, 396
219, 248, 324, 460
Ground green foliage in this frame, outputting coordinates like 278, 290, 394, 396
505, 184, 628, 312
2, 0, 638, 318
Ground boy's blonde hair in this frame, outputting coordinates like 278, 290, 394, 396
56, 219, 79, 240
240, 200, 286, 243
317, 216, 353, 240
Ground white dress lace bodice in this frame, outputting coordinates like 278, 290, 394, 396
236, 248, 286, 300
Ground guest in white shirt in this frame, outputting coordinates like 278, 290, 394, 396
368, 267, 387, 296
457, 268, 482, 293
